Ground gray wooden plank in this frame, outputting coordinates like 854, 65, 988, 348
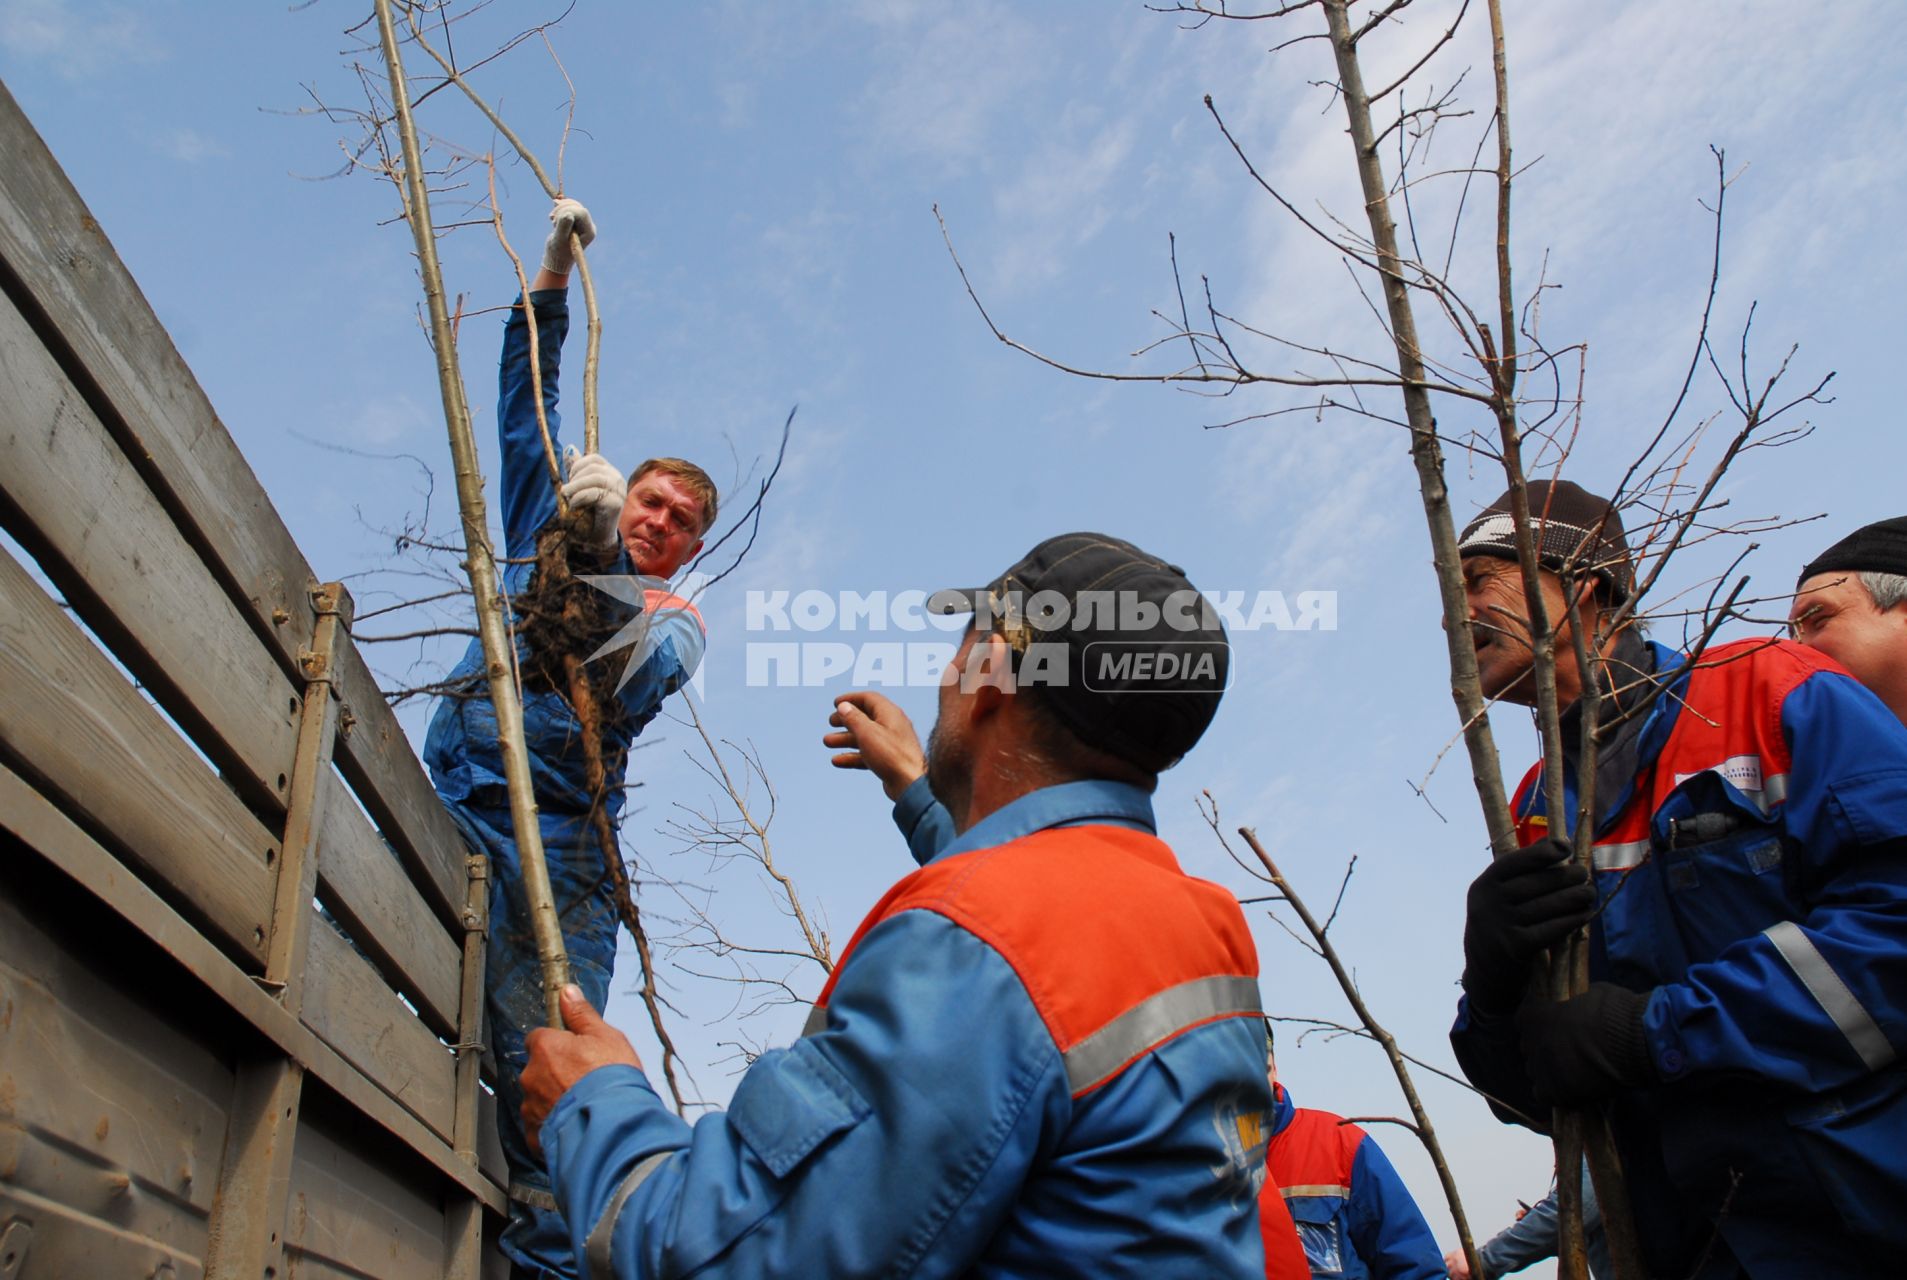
478, 1085, 506, 1185
283, 1114, 448, 1280
302, 910, 459, 1143
0, 80, 469, 927
0, 1188, 204, 1280
316, 777, 464, 1036
0, 859, 224, 1277
0, 290, 302, 814
332, 641, 470, 926
0, 877, 230, 1236
0, 545, 274, 966
0, 762, 506, 1217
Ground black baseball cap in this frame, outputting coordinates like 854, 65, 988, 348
928, 532, 1229, 772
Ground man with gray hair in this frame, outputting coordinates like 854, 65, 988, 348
1790, 514, 1907, 726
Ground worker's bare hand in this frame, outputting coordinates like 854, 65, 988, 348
522, 984, 643, 1157
1443, 1249, 1475, 1279
825, 691, 926, 802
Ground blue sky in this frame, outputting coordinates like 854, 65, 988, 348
6, 0, 1903, 1266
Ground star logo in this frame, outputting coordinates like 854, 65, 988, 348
577, 573, 705, 695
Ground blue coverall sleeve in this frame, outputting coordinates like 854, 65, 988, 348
613, 616, 706, 723
891, 775, 955, 866
1449, 997, 1545, 1131
1345, 1134, 1443, 1280
1475, 1181, 1560, 1276
499, 290, 570, 562
1649, 670, 1907, 1090
541, 909, 1065, 1278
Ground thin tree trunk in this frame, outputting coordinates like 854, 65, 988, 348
401, 7, 602, 453
1319, 0, 1517, 862
1239, 828, 1485, 1280
373, 0, 571, 1026
1321, 4, 1642, 1273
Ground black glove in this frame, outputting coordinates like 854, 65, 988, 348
1518, 982, 1655, 1106
1462, 840, 1596, 1015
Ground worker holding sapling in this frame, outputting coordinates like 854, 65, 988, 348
422, 197, 718, 1280
1446, 481, 1907, 1277
519, 533, 1274, 1277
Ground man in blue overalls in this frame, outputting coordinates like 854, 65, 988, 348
422, 198, 716, 1280
1448, 480, 1907, 1278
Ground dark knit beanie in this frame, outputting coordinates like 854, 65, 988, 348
1458, 480, 1635, 604
1797, 516, 1907, 588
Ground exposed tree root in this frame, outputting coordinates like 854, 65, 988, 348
517, 509, 688, 1113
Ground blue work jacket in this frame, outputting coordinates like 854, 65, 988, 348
423, 291, 703, 816
541, 779, 1273, 1278
1265, 1085, 1443, 1280
1452, 639, 1907, 1277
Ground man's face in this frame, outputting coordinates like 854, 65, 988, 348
924, 627, 1019, 828
618, 470, 706, 577
1460, 556, 1571, 705
1790, 572, 1907, 695
924, 629, 979, 828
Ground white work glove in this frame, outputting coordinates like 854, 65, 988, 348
541, 197, 597, 275
560, 446, 625, 551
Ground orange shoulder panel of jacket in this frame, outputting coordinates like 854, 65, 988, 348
642, 588, 706, 630
1268, 1106, 1365, 1193
861, 824, 1259, 1052
1258, 1174, 1312, 1280
810, 865, 931, 1008
1644, 635, 1822, 814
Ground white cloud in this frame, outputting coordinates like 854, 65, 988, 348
851, 0, 1045, 176
348, 392, 430, 448
714, 78, 754, 130
155, 126, 228, 164
1176, 0, 1904, 590
756, 197, 853, 327
0, 0, 162, 80
984, 113, 1137, 291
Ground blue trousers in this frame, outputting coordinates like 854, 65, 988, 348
445, 800, 619, 1280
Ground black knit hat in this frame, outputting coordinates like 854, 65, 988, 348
1458, 480, 1635, 604
929, 533, 1229, 773
1797, 516, 1907, 588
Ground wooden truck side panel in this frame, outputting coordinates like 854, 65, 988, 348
0, 78, 507, 1280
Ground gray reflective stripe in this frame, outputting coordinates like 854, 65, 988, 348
508, 1181, 559, 1212
1764, 921, 1896, 1071
800, 1003, 827, 1038
1280, 1183, 1351, 1199
585, 1151, 671, 1280
1592, 841, 1650, 871
1062, 974, 1262, 1095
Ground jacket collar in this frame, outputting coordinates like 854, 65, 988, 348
1525, 639, 1690, 834
1271, 1082, 1296, 1137
935, 779, 1157, 862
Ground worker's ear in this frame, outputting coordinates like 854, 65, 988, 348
958, 632, 1016, 717
1574, 578, 1615, 636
